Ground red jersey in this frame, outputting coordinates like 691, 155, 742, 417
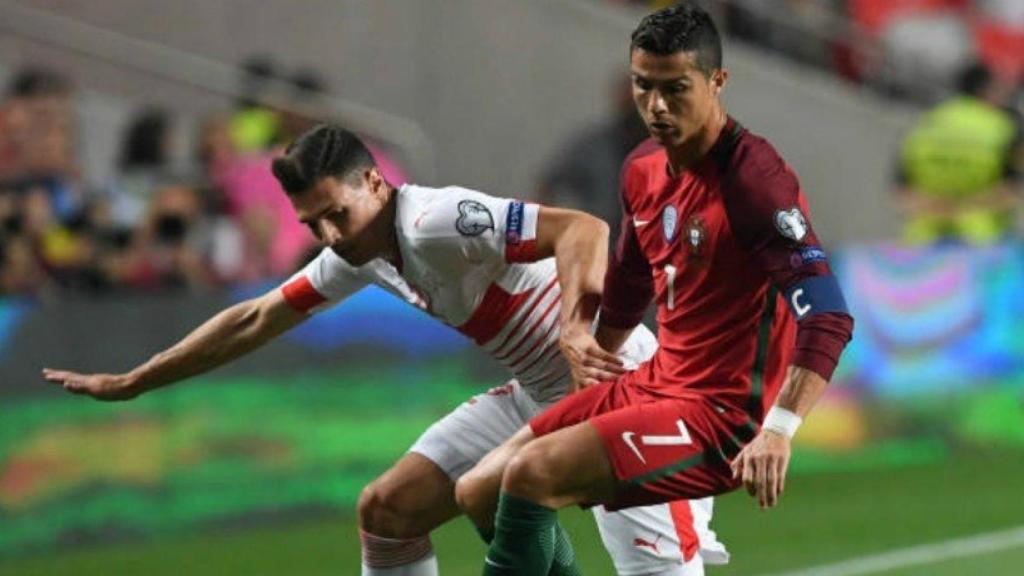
601, 119, 853, 420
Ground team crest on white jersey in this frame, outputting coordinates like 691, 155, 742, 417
774, 208, 807, 242
455, 200, 494, 236
662, 206, 678, 243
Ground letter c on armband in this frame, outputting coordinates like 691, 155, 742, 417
783, 276, 848, 321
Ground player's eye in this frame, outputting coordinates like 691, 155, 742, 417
633, 78, 652, 91
306, 222, 322, 239
664, 83, 687, 95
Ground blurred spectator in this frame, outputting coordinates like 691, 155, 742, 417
0, 56, 414, 296
120, 184, 234, 290
0, 188, 51, 295
229, 55, 284, 154
973, 0, 1024, 82
107, 108, 192, 227
537, 78, 647, 244
896, 62, 1023, 245
0, 66, 81, 219
206, 145, 313, 282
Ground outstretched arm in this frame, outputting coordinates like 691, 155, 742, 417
532, 206, 627, 389
43, 289, 308, 400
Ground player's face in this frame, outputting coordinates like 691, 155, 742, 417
291, 168, 391, 266
630, 48, 726, 148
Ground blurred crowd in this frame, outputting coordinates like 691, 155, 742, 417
616, 0, 1024, 105
3, 3, 1022, 298
581, 0, 1024, 245
0, 57, 407, 298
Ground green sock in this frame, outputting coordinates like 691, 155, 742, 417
548, 523, 582, 576
482, 492, 557, 575
475, 523, 495, 545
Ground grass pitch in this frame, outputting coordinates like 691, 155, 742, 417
2, 448, 1021, 575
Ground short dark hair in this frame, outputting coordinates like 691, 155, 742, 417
271, 124, 376, 195
630, 2, 722, 76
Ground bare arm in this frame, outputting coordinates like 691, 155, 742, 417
731, 365, 828, 509
533, 206, 609, 334
43, 289, 307, 400
773, 365, 828, 417
531, 206, 626, 389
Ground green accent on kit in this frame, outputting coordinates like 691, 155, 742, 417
749, 287, 777, 418
627, 452, 706, 487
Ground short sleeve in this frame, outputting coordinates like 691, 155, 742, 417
279, 247, 369, 313
411, 186, 541, 264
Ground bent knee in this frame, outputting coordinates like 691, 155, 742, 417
503, 443, 560, 499
454, 468, 487, 515
358, 480, 420, 537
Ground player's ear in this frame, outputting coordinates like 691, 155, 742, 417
711, 69, 728, 96
367, 167, 387, 198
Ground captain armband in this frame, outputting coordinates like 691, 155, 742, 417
783, 275, 848, 321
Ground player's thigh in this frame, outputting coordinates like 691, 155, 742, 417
408, 379, 531, 481
508, 419, 619, 506
589, 398, 743, 510
529, 378, 625, 438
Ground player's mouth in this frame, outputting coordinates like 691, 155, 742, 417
650, 121, 675, 134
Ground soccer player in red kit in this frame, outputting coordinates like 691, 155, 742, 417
456, 4, 855, 574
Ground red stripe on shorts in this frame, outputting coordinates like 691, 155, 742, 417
669, 500, 700, 562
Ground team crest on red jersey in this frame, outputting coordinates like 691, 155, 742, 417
685, 216, 709, 267
686, 216, 706, 255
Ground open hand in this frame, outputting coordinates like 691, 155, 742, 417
559, 326, 625, 391
730, 429, 791, 509
42, 368, 141, 401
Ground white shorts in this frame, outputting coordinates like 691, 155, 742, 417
409, 379, 730, 575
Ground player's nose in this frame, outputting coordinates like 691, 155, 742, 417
321, 224, 343, 245
649, 92, 668, 115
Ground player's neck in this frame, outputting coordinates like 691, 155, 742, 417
666, 107, 727, 177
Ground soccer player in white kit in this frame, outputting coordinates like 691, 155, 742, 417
43, 125, 727, 575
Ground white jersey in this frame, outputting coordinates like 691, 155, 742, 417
280, 184, 650, 403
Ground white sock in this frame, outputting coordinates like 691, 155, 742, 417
361, 553, 438, 576
360, 530, 438, 576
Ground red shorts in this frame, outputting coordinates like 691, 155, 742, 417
530, 377, 758, 511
